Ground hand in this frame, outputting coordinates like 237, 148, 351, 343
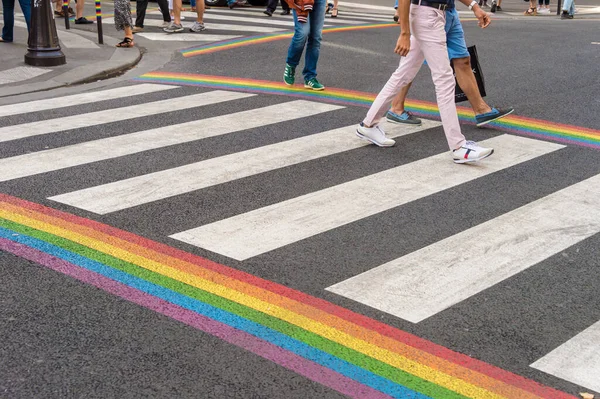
395, 33, 410, 56
473, 7, 491, 28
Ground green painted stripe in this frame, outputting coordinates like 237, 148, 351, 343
1, 218, 467, 399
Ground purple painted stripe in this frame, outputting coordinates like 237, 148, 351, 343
0, 237, 392, 399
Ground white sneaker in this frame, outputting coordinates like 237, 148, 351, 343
356, 123, 395, 147
161, 21, 170, 28
452, 140, 494, 163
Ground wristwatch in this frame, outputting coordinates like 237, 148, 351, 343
468, 0, 478, 9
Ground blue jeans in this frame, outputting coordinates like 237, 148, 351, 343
285, 0, 326, 81
562, 0, 574, 14
2, 0, 31, 42
190, 0, 195, 6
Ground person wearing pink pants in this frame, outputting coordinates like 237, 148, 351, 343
357, 0, 495, 164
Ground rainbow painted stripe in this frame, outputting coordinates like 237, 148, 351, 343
181, 23, 396, 57
0, 194, 577, 399
135, 72, 600, 149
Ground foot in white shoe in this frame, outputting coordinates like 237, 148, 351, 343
452, 140, 494, 163
356, 122, 395, 147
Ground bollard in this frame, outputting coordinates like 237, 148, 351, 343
25, 0, 66, 66
95, 0, 103, 44
556, 0, 562, 14
62, 0, 70, 29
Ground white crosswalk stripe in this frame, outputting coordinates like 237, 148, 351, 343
328, 172, 600, 323
0, 96, 340, 182
531, 319, 600, 392
1, 83, 597, 393
49, 120, 441, 214
0, 84, 177, 118
0, 90, 249, 143
170, 135, 564, 261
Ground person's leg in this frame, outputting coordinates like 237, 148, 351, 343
303, 0, 326, 83
266, 0, 278, 12
363, 36, 425, 128
561, 0, 574, 16
390, 83, 411, 115
444, 9, 490, 116
135, 0, 149, 27
331, 0, 338, 16
189, 0, 205, 30
17, 0, 31, 30
156, 0, 171, 22
190, 0, 196, 11
173, 0, 182, 24
286, 13, 309, 69
2, 0, 15, 42
281, 0, 290, 11
412, 6, 465, 150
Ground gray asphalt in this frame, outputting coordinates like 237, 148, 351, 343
1, 7, 600, 398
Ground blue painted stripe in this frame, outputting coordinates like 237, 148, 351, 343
0, 226, 430, 399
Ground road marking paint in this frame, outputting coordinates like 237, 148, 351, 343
136, 17, 286, 32
0, 84, 177, 118
136, 33, 241, 41
531, 320, 600, 393
179, 23, 394, 57
170, 135, 564, 261
328, 173, 600, 323
136, 72, 600, 150
0, 100, 340, 182
0, 194, 578, 399
190, 12, 297, 27
57, 29, 100, 48
0, 90, 244, 143
0, 66, 51, 85
50, 119, 437, 214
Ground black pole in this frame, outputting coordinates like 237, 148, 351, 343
25, 0, 66, 66
556, 0, 562, 14
96, 0, 103, 44
63, 0, 70, 29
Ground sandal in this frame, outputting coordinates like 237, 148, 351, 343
54, 9, 66, 17
524, 6, 537, 14
325, 2, 333, 13
331, 7, 338, 17
116, 37, 134, 47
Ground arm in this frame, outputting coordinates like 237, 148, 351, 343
458, 0, 491, 28
394, 0, 411, 56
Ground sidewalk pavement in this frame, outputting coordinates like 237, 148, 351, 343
0, 21, 140, 98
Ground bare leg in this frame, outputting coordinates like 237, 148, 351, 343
453, 57, 491, 115
389, 82, 412, 114
195, 0, 204, 22
173, 0, 182, 24
75, 0, 84, 18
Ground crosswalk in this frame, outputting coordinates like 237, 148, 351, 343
0, 83, 599, 394
104, 6, 393, 42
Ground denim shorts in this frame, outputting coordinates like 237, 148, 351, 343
444, 8, 470, 60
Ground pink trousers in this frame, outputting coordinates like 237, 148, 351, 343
363, 4, 466, 150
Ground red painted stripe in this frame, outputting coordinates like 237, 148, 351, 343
0, 194, 576, 399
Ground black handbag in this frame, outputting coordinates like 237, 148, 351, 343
454, 45, 487, 103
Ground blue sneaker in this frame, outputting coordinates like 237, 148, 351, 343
386, 110, 422, 125
475, 107, 514, 127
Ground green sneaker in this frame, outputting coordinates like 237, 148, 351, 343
283, 64, 295, 86
304, 78, 325, 91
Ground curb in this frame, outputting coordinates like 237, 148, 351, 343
0, 41, 142, 99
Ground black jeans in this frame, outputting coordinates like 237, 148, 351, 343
135, 0, 171, 27
266, 0, 289, 12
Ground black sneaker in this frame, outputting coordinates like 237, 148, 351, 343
475, 107, 514, 127
263, 9, 273, 16
75, 17, 94, 24
490, 1, 497, 12
496, 5, 502, 10
560, 11, 573, 19
280, 9, 290, 14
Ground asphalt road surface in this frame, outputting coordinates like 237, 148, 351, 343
1, 4, 599, 398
